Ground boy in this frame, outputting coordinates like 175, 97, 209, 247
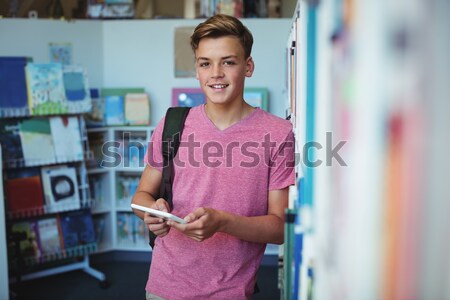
132, 14, 295, 300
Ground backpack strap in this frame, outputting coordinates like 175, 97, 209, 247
159, 107, 191, 210
149, 106, 190, 249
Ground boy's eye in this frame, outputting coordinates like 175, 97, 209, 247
223, 61, 236, 66
199, 62, 209, 67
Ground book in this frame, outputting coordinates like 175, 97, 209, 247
0, 57, 31, 116
86, 88, 105, 127
25, 63, 67, 115
10, 220, 42, 263
50, 116, 84, 163
37, 217, 63, 256
5, 168, 45, 216
124, 93, 150, 125
41, 165, 81, 213
62, 65, 92, 114
104, 95, 125, 126
0, 119, 25, 166
19, 118, 56, 166
101, 88, 147, 126
93, 216, 106, 245
59, 209, 96, 249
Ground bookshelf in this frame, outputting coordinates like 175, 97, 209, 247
284, 1, 450, 299
87, 126, 154, 252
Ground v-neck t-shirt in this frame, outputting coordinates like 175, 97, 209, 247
144, 104, 295, 300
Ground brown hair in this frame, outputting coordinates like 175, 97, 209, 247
190, 14, 254, 59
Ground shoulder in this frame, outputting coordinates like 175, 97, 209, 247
252, 109, 293, 140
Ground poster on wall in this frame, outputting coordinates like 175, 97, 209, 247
174, 27, 196, 78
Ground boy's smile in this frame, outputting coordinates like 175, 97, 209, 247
195, 36, 254, 108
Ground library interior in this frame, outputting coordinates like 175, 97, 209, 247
0, 0, 449, 300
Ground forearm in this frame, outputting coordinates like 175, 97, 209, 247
131, 190, 157, 220
219, 211, 285, 245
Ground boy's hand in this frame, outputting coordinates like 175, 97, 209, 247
144, 198, 171, 237
168, 207, 224, 242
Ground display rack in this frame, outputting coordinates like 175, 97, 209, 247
0, 115, 107, 293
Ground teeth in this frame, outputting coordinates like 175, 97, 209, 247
211, 84, 227, 88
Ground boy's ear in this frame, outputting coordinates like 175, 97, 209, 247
245, 56, 255, 77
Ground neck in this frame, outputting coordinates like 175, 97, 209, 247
204, 101, 254, 131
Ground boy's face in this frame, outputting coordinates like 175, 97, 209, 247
195, 36, 254, 107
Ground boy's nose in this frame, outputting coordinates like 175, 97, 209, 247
211, 64, 224, 78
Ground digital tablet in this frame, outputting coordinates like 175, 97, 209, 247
131, 203, 187, 224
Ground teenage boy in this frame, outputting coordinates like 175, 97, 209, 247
132, 14, 295, 300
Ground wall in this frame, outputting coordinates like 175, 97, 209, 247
0, 19, 104, 88
0, 18, 291, 124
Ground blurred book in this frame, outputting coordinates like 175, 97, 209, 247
104, 95, 125, 126
50, 116, 84, 163
41, 165, 80, 213
0, 57, 32, 116
25, 63, 67, 115
5, 168, 45, 216
62, 65, 92, 113
9, 220, 42, 263
124, 93, 150, 125
86, 88, 104, 127
0, 119, 25, 165
37, 217, 63, 256
59, 209, 96, 249
19, 118, 56, 166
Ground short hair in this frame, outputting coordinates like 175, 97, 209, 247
190, 14, 254, 59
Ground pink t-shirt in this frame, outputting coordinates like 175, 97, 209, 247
144, 105, 295, 300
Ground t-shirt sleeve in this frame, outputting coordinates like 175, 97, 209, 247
268, 130, 296, 190
144, 117, 165, 172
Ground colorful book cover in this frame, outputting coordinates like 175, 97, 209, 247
37, 217, 62, 256
124, 93, 150, 125
10, 220, 42, 263
86, 88, 105, 127
0, 119, 24, 165
0, 57, 32, 116
19, 118, 56, 166
5, 168, 45, 216
50, 116, 84, 163
25, 63, 67, 115
41, 165, 81, 213
59, 209, 96, 249
104, 95, 124, 126
62, 65, 92, 113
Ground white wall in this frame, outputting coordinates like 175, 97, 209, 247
102, 18, 291, 124
0, 19, 104, 88
0, 18, 291, 125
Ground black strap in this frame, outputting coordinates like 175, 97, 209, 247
149, 107, 190, 248
159, 107, 191, 210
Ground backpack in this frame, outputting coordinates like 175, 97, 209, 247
149, 106, 191, 248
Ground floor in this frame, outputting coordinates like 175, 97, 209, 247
10, 261, 280, 300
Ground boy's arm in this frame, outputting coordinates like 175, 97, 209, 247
168, 187, 289, 245
131, 165, 169, 219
